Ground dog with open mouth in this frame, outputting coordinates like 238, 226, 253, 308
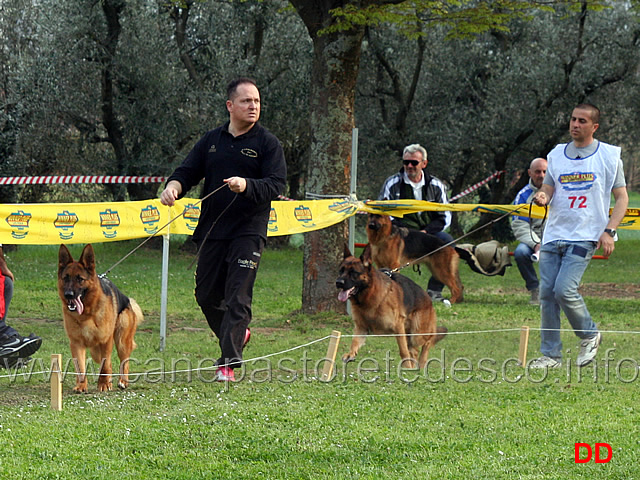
366, 213, 464, 303
58, 244, 143, 393
336, 245, 447, 368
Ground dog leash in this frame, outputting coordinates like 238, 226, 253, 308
386, 203, 533, 276
528, 199, 548, 246
187, 194, 238, 269
100, 183, 232, 277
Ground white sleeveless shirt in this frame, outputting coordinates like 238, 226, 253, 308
543, 141, 621, 244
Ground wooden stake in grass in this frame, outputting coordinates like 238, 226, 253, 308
321, 330, 341, 382
51, 354, 63, 411
518, 326, 530, 366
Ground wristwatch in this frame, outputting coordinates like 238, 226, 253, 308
604, 228, 616, 237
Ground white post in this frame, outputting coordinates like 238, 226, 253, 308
159, 230, 170, 351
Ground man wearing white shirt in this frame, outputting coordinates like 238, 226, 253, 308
532, 104, 628, 369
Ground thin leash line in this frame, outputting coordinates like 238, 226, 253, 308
389, 204, 530, 275
528, 199, 548, 246
101, 183, 230, 277
187, 194, 238, 270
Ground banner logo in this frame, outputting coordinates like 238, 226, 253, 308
294, 205, 316, 229
140, 205, 160, 234
182, 204, 200, 232
328, 199, 357, 216
268, 208, 278, 233
6, 210, 31, 240
54, 210, 78, 240
100, 208, 120, 239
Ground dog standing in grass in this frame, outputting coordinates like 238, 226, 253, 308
336, 245, 447, 368
58, 244, 143, 393
366, 213, 464, 303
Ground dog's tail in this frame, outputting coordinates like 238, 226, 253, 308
129, 298, 144, 326
434, 326, 448, 344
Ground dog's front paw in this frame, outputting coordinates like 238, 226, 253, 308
342, 353, 356, 363
72, 384, 88, 394
117, 380, 128, 390
97, 382, 113, 392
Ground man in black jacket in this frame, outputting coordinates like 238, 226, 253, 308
378, 144, 453, 302
160, 78, 287, 382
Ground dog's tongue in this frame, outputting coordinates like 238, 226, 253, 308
338, 287, 355, 302
73, 297, 84, 315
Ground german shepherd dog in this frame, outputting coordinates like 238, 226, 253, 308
336, 245, 447, 368
58, 244, 143, 393
366, 213, 464, 303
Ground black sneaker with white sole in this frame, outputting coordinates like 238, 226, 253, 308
0, 332, 42, 363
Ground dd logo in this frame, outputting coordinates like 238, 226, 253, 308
574, 443, 612, 464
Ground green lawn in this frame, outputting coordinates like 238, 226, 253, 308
1, 227, 639, 478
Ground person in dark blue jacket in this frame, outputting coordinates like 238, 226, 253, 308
510, 157, 547, 305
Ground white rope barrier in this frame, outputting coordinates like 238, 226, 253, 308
0, 334, 333, 379
2, 326, 639, 381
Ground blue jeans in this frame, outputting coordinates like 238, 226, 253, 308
513, 243, 539, 291
539, 240, 598, 359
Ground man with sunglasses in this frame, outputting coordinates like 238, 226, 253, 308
378, 144, 453, 302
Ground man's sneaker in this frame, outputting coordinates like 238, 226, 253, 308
215, 366, 236, 382
577, 332, 602, 367
529, 356, 562, 369
427, 290, 445, 302
244, 328, 251, 347
529, 288, 540, 305
0, 332, 42, 360
428, 290, 451, 308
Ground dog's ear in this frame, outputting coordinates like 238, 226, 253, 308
360, 244, 373, 267
58, 244, 73, 276
343, 243, 352, 260
79, 244, 96, 276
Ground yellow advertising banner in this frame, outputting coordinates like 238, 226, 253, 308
0, 197, 638, 245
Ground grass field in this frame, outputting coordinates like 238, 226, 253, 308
1, 210, 639, 478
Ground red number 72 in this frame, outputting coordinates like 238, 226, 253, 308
568, 196, 587, 208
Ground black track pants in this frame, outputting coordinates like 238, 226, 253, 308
194, 236, 264, 369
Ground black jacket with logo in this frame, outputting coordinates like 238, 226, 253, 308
167, 122, 287, 241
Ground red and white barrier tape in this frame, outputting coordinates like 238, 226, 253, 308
450, 170, 505, 202
0, 175, 167, 185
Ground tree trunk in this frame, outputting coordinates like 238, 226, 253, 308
292, 1, 365, 313
101, 0, 127, 201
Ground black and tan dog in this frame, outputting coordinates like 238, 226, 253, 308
58, 244, 143, 393
366, 213, 464, 303
336, 245, 447, 368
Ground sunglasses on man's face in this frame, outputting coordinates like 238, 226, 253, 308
403, 160, 420, 167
